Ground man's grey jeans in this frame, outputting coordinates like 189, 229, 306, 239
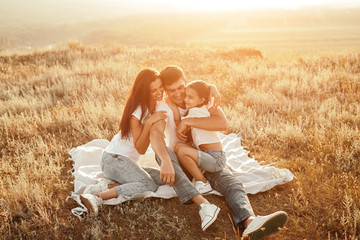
155, 147, 255, 229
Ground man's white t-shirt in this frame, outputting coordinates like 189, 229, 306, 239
156, 104, 188, 150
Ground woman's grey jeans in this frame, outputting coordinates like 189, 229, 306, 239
102, 151, 157, 197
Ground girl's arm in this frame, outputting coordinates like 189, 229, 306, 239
131, 111, 167, 154
176, 107, 228, 141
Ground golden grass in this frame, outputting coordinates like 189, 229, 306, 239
0, 41, 359, 239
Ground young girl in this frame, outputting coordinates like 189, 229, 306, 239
173, 80, 226, 194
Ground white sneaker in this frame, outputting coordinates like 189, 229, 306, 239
199, 203, 220, 231
83, 181, 109, 194
80, 194, 103, 213
243, 211, 288, 239
194, 181, 212, 194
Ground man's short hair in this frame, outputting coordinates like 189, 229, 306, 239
159, 65, 186, 87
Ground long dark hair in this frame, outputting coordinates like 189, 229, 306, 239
186, 80, 210, 107
119, 68, 160, 139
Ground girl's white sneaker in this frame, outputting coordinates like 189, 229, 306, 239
194, 181, 212, 194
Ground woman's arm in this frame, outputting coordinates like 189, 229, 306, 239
131, 111, 167, 154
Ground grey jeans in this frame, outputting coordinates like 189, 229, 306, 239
204, 167, 255, 231
102, 151, 157, 197
198, 149, 226, 172
162, 148, 255, 230
155, 147, 200, 204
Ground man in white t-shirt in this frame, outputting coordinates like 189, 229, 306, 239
150, 65, 288, 239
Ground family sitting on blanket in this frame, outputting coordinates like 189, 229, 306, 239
80, 66, 288, 238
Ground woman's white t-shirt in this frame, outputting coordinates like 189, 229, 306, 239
104, 105, 149, 163
104, 101, 172, 162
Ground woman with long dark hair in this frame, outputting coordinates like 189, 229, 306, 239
80, 68, 167, 213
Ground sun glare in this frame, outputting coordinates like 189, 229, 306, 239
174, 0, 298, 11
146, 0, 358, 11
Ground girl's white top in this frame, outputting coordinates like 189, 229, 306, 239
182, 105, 221, 149
105, 101, 171, 163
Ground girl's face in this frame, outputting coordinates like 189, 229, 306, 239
184, 87, 205, 109
150, 78, 164, 102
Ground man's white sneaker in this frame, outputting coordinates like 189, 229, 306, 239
199, 203, 220, 231
80, 194, 103, 213
243, 211, 288, 239
194, 181, 212, 194
83, 181, 109, 194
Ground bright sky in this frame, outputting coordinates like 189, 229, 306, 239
2, 0, 360, 28
119, 0, 360, 11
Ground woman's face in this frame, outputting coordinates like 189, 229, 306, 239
184, 87, 205, 109
150, 78, 164, 102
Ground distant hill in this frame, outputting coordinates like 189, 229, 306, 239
1, 6, 360, 50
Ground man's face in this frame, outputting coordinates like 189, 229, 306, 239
164, 78, 186, 107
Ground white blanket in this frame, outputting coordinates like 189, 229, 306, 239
67, 133, 294, 218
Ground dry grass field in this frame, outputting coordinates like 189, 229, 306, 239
0, 41, 359, 239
